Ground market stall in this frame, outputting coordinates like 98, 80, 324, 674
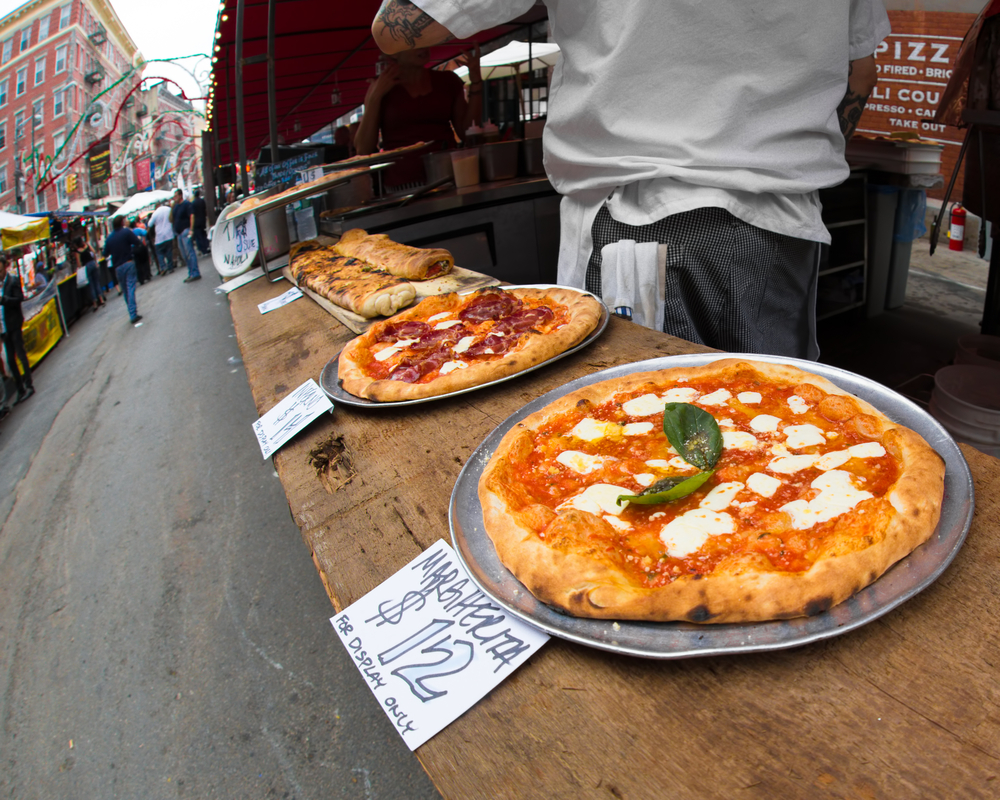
222, 267, 998, 799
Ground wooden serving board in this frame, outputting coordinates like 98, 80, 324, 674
281, 264, 500, 334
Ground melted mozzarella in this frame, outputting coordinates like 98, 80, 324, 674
571, 417, 620, 442
645, 459, 672, 469
622, 393, 663, 417
723, 431, 758, 451
623, 422, 654, 436
700, 481, 745, 511
769, 454, 822, 474
787, 395, 810, 414
603, 515, 632, 531
427, 312, 452, 322
784, 424, 826, 450
374, 338, 418, 362
439, 360, 468, 375
559, 484, 631, 516
662, 387, 699, 403
749, 414, 781, 433
668, 456, 698, 471
556, 450, 606, 474
780, 470, 873, 529
634, 473, 656, 487
453, 336, 477, 354
849, 442, 886, 459
698, 389, 732, 406
659, 510, 735, 557
815, 450, 851, 471
746, 472, 782, 498
738, 391, 762, 404
433, 320, 463, 330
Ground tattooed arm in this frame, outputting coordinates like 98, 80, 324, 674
372, 0, 454, 54
837, 55, 878, 140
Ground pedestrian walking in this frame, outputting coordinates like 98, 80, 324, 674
148, 202, 175, 275
172, 189, 202, 283
102, 216, 143, 325
130, 219, 152, 284
73, 236, 105, 313
191, 189, 210, 256
0, 255, 35, 403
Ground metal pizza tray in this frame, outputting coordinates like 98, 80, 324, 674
448, 353, 975, 660
319, 286, 610, 408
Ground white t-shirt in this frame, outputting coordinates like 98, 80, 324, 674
416, 0, 890, 282
149, 205, 174, 242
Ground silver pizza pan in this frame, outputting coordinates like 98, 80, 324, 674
319, 286, 610, 408
448, 353, 975, 659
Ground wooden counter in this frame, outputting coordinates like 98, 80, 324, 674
229, 275, 1000, 800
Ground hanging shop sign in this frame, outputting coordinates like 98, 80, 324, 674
88, 140, 112, 185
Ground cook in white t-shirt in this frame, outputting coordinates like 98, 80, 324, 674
371, 0, 890, 357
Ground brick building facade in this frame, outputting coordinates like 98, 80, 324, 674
0, 0, 141, 214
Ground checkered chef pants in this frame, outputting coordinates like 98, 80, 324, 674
585, 206, 821, 359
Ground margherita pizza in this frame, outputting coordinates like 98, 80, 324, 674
478, 358, 946, 623
338, 286, 603, 402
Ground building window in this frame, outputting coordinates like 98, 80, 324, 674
15, 67, 26, 96
34, 57, 45, 85
19, 28, 29, 53
32, 97, 44, 129
0, 123, 5, 150
55, 45, 67, 73
0, 80, 7, 108
1, 39, 11, 64
53, 88, 64, 116
59, 4, 72, 30
38, 15, 50, 42
0, 166, 7, 195
14, 110, 24, 141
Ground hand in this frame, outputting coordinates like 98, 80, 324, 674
364, 63, 402, 106
456, 45, 481, 85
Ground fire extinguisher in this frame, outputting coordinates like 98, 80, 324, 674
949, 203, 967, 252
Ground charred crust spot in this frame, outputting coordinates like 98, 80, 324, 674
743, 594, 754, 603
576, 398, 593, 410
805, 597, 833, 616
687, 605, 714, 623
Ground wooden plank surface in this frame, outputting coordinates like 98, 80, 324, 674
228, 274, 1000, 800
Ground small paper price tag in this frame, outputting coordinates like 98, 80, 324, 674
298, 166, 324, 184
252, 379, 333, 459
215, 213, 260, 272
257, 286, 302, 314
330, 539, 549, 750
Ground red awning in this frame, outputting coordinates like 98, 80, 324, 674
207, 0, 546, 168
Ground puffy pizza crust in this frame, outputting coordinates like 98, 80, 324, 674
334, 229, 454, 281
478, 359, 946, 623
338, 287, 603, 402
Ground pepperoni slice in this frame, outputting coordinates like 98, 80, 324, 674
464, 334, 514, 357
389, 351, 449, 382
375, 320, 431, 343
459, 290, 522, 322
494, 306, 555, 335
410, 327, 464, 352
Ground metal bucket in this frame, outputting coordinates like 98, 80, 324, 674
326, 172, 374, 209
479, 140, 520, 182
422, 150, 455, 184
257, 204, 290, 261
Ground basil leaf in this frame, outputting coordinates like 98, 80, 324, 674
617, 470, 715, 506
661, 402, 723, 471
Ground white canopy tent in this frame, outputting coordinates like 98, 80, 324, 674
453, 41, 561, 82
111, 190, 174, 219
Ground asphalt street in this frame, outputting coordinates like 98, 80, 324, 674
0, 256, 441, 799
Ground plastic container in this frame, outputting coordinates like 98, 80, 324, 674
478, 140, 519, 181
955, 334, 1000, 371
930, 365, 1000, 456
450, 148, 480, 188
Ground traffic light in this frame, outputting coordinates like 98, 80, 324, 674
66, 173, 77, 192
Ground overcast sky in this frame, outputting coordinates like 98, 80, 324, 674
0, 0, 218, 100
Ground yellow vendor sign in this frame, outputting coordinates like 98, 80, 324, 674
23, 298, 63, 367
0, 213, 50, 251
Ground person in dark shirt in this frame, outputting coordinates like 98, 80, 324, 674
102, 215, 143, 324
172, 188, 201, 283
0, 255, 35, 403
191, 189, 210, 256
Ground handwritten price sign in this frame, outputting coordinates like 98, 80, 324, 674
212, 211, 260, 277
331, 539, 549, 750
252, 379, 333, 459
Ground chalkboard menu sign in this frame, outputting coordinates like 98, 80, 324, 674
255, 150, 324, 190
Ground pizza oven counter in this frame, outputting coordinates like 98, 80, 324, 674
227, 274, 1000, 800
